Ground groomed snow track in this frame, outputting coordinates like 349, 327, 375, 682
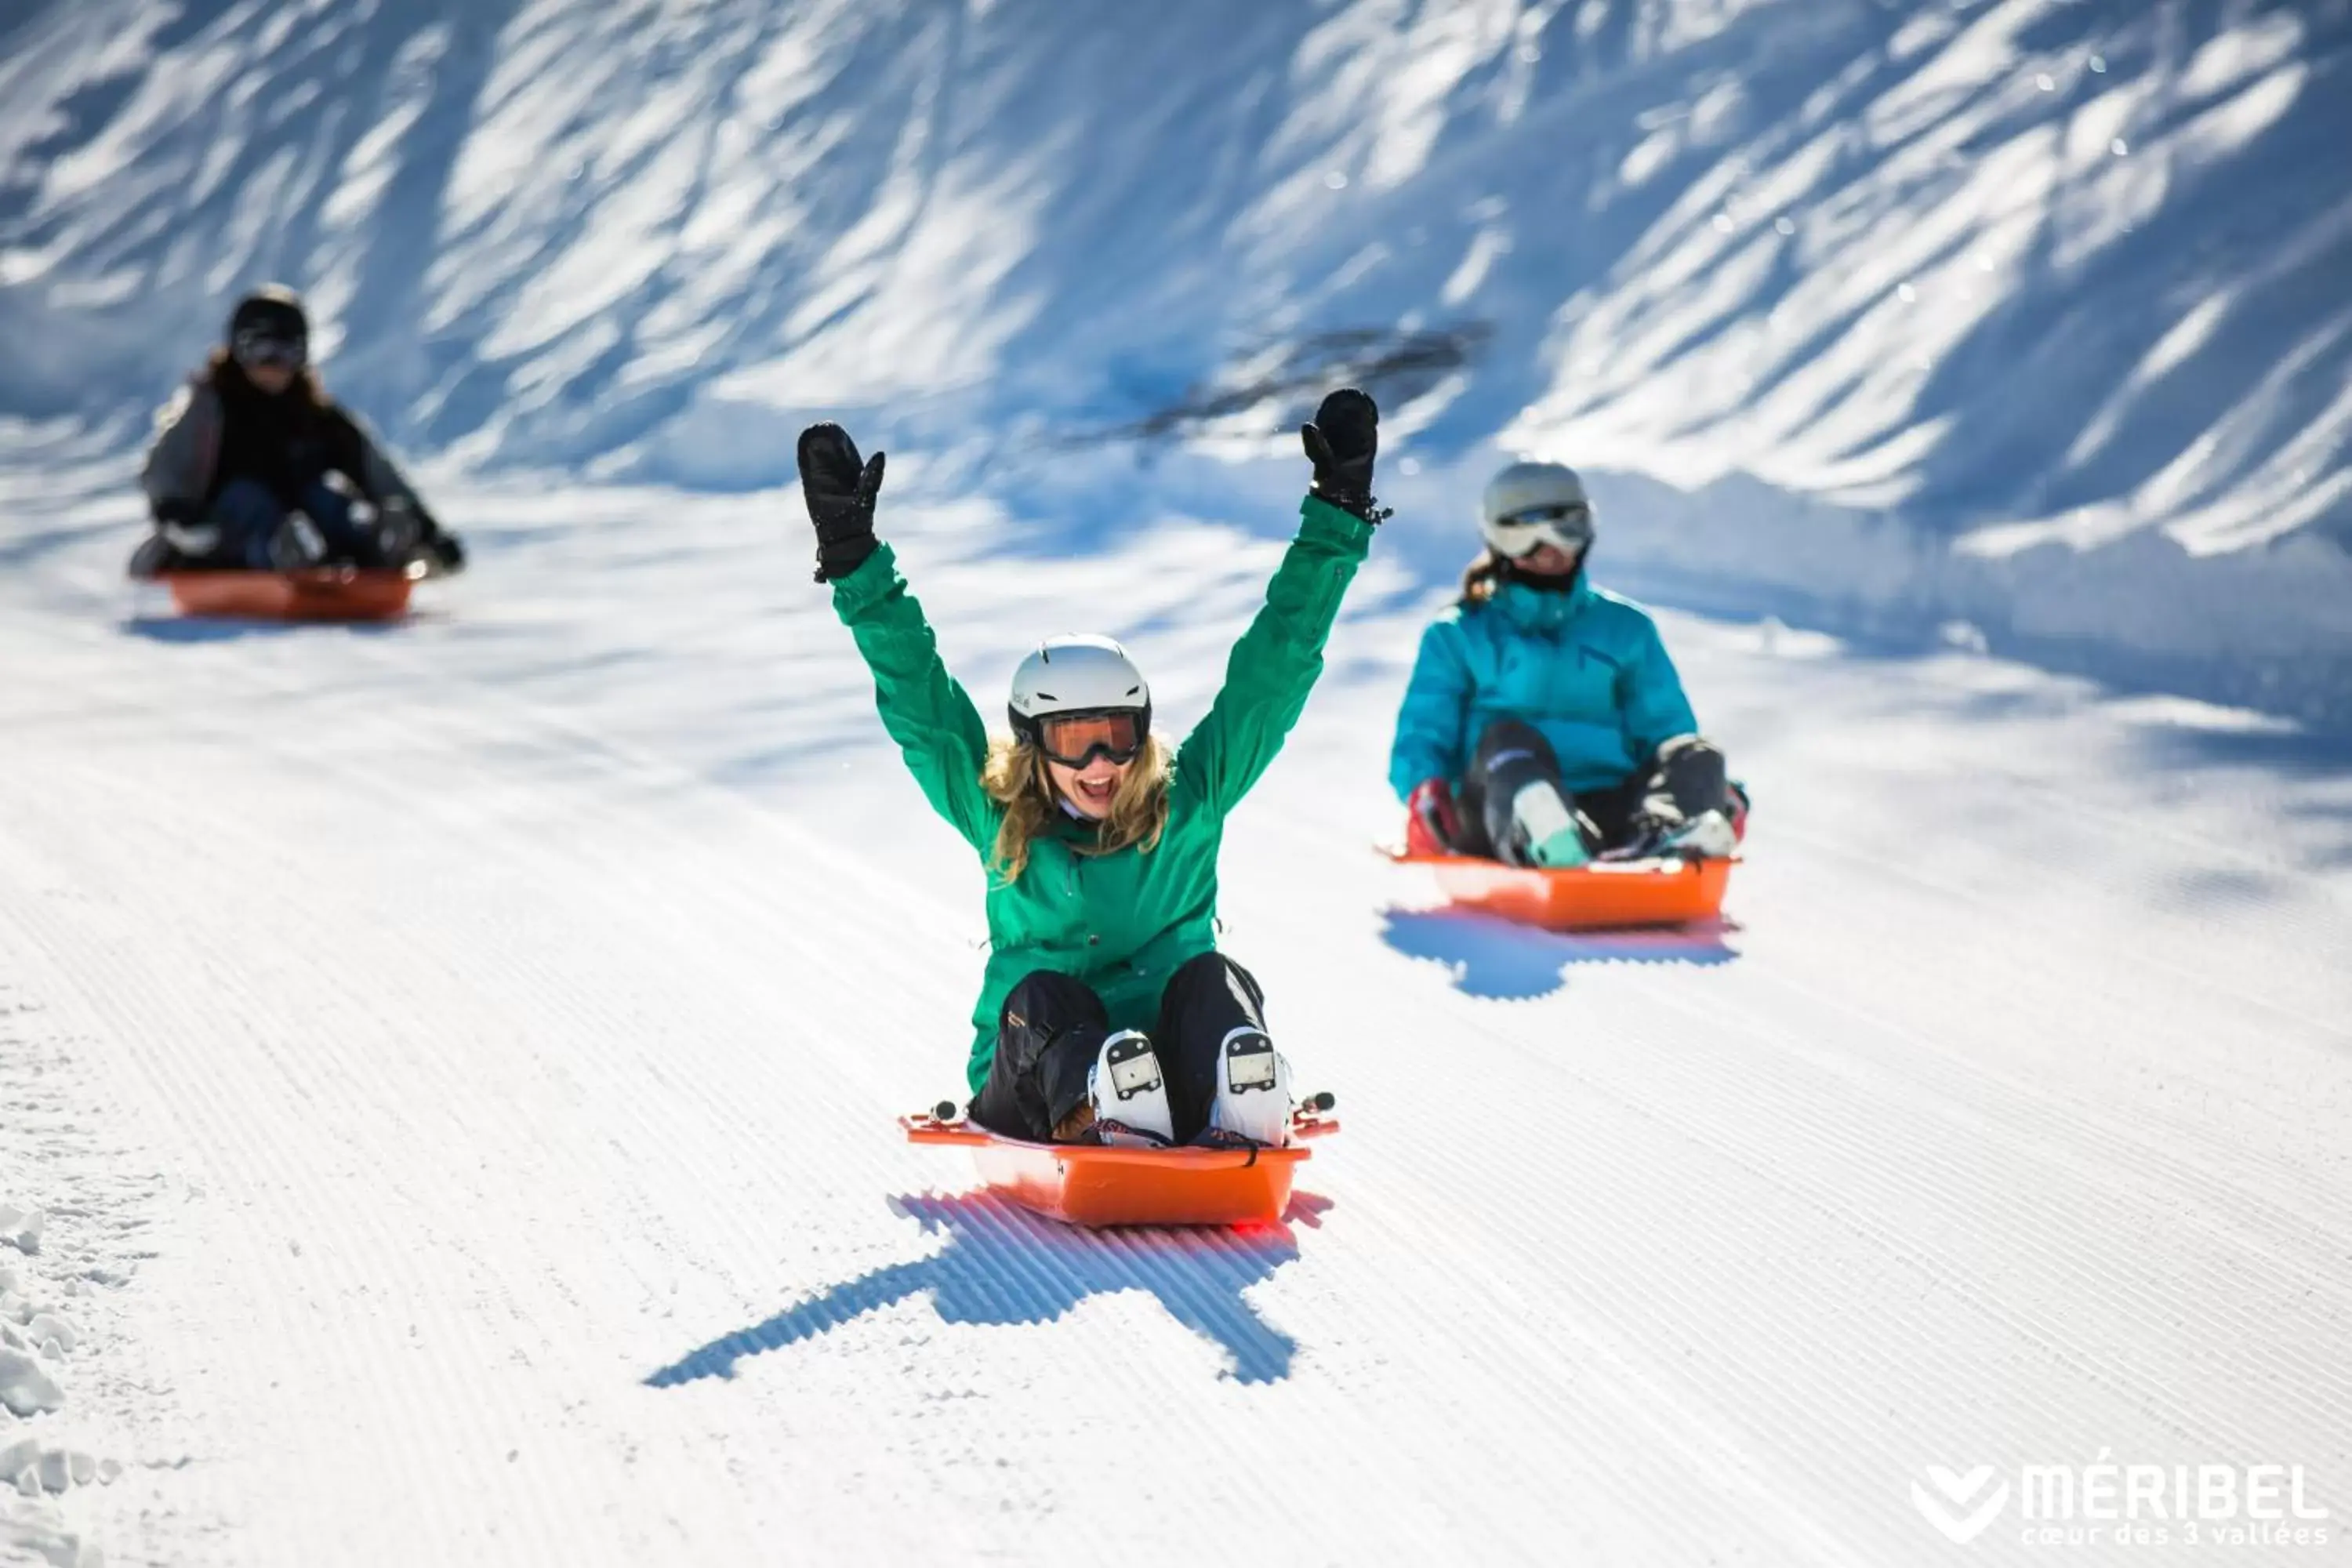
1, 489, 2347, 1565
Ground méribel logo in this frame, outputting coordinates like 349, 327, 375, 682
1913, 1465, 2013, 1544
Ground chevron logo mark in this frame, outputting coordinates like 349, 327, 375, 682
1912, 1465, 2012, 1544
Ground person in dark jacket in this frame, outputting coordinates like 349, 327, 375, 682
131, 285, 465, 578
798, 390, 1383, 1149
1392, 460, 1744, 867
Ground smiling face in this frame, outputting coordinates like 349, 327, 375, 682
1047, 753, 1131, 819
244, 360, 298, 395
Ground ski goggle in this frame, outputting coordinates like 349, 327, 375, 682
232, 328, 307, 371
1034, 708, 1147, 768
1487, 500, 1592, 559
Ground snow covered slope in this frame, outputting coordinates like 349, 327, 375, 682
3, 2, 2352, 1561
2, 0, 2350, 720
3, 464, 2352, 1566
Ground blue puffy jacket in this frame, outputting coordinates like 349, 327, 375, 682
1388, 575, 1697, 800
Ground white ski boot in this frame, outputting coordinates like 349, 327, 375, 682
1205, 1026, 1294, 1147
1089, 1029, 1175, 1147
1511, 779, 1591, 869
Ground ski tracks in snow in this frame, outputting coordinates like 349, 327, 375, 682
0, 554, 2348, 1563
0, 608, 977, 1563
1232, 613, 2352, 1564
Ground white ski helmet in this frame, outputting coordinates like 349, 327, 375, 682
1481, 460, 1594, 559
1007, 633, 1152, 751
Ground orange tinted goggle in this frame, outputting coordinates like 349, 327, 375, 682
1036, 710, 1145, 767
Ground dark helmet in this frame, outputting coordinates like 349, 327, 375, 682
226, 285, 309, 357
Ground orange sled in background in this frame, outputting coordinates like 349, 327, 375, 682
1385, 843, 1733, 931
162, 564, 423, 622
901, 1097, 1338, 1229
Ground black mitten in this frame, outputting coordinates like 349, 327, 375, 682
799, 423, 887, 583
1300, 387, 1383, 521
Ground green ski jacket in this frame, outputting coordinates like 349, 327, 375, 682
830, 495, 1374, 1091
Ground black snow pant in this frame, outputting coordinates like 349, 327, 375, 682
1455, 720, 1736, 864
969, 953, 1269, 1144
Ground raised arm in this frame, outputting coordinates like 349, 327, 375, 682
1176, 390, 1381, 818
802, 423, 994, 851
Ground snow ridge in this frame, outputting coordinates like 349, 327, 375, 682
3, 0, 2350, 722
0, 985, 137, 1568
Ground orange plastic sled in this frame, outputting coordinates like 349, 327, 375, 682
1387, 844, 1733, 931
163, 564, 422, 622
902, 1101, 1338, 1228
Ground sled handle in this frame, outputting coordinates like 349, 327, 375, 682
1290, 1092, 1339, 1140
900, 1110, 992, 1145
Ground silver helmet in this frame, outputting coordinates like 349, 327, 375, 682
1481, 461, 1593, 559
1007, 633, 1152, 760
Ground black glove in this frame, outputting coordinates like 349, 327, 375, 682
1300, 387, 1383, 521
427, 531, 466, 575
799, 423, 886, 583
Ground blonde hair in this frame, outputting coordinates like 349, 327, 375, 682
1459, 547, 1504, 605
980, 733, 1172, 883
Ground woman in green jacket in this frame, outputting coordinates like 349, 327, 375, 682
797, 390, 1382, 1149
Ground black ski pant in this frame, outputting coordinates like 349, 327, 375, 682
1454, 720, 1735, 863
135, 477, 387, 575
969, 953, 1269, 1144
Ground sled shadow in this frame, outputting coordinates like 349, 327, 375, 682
644, 1190, 1331, 1390
1379, 906, 1739, 1000
119, 615, 412, 643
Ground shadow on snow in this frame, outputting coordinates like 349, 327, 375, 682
116, 613, 419, 643
1378, 905, 1738, 1001
644, 1189, 1333, 1390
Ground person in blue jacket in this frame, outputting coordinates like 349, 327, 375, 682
1390, 460, 1744, 867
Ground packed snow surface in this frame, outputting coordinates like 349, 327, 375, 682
3, 0, 2350, 719
2, 468, 2350, 1565
3, 0, 2352, 1563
